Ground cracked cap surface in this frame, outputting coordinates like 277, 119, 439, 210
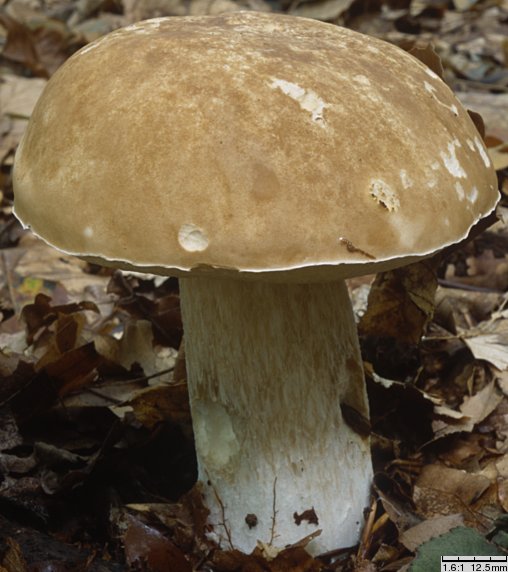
13, 11, 499, 281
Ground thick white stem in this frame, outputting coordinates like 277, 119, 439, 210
179, 278, 372, 555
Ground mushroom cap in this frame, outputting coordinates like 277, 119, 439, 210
13, 12, 499, 281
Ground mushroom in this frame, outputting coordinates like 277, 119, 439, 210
13, 12, 499, 555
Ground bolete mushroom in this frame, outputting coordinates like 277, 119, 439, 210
13, 12, 499, 555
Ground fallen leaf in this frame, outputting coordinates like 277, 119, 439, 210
497, 479, 508, 512
289, 0, 355, 21
115, 319, 176, 378
0, 73, 46, 162
21, 292, 98, 346
374, 474, 422, 535
456, 93, 508, 146
124, 516, 192, 572
409, 44, 444, 78
1, 237, 111, 314
117, 382, 192, 434
0, 537, 28, 572
463, 319, 508, 371
399, 514, 465, 551
359, 260, 438, 377
413, 464, 491, 519
0, 13, 74, 77
432, 381, 503, 439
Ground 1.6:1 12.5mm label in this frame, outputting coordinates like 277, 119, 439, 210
441, 557, 508, 572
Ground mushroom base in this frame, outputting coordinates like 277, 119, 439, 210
179, 277, 372, 555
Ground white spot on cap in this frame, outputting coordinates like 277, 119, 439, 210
125, 18, 163, 33
84, 226, 94, 238
467, 139, 475, 151
474, 136, 491, 168
425, 82, 459, 116
455, 182, 465, 201
178, 224, 209, 252
441, 140, 466, 178
425, 68, 440, 80
79, 42, 100, 55
424, 81, 437, 94
353, 75, 371, 86
400, 170, 413, 189
469, 186, 479, 203
370, 179, 400, 212
270, 78, 328, 124
146, 17, 165, 26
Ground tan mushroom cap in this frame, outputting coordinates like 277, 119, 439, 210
13, 12, 499, 282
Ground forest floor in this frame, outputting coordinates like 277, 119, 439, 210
0, 0, 508, 569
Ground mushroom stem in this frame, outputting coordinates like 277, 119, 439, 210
179, 277, 372, 555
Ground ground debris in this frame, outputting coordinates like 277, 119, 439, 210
0, 0, 507, 568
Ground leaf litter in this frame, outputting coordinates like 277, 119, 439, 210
0, 0, 508, 568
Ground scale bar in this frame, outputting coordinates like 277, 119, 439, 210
442, 557, 508, 562
441, 555, 508, 562
441, 556, 508, 572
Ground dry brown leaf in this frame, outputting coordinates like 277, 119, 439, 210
409, 44, 444, 78
289, 0, 355, 21
435, 287, 503, 333
21, 292, 98, 345
122, 0, 269, 22
437, 434, 488, 468
0, 13, 73, 77
212, 543, 323, 572
456, 93, 508, 147
461, 379, 504, 421
0, 74, 45, 119
413, 464, 491, 519
1, 237, 111, 314
115, 319, 176, 378
126, 502, 195, 541
494, 456, 508, 511
458, 92, 508, 171
124, 516, 192, 572
399, 514, 464, 551
465, 336, 508, 371
120, 382, 192, 433
0, 73, 46, 162
374, 476, 422, 534
497, 479, 508, 512
43, 342, 102, 396
189, 0, 244, 15
359, 260, 438, 345
497, 369, 508, 396
108, 272, 182, 350
0, 538, 28, 572
269, 546, 322, 572
432, 380, 503, 439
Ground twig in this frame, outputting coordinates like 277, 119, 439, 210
269, 477, 278, 545
438, 278, 502, 294
357, 496, 377, 560
208, 475, 234, 550
93, 366, 176, 388
452, 79, 508, 92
